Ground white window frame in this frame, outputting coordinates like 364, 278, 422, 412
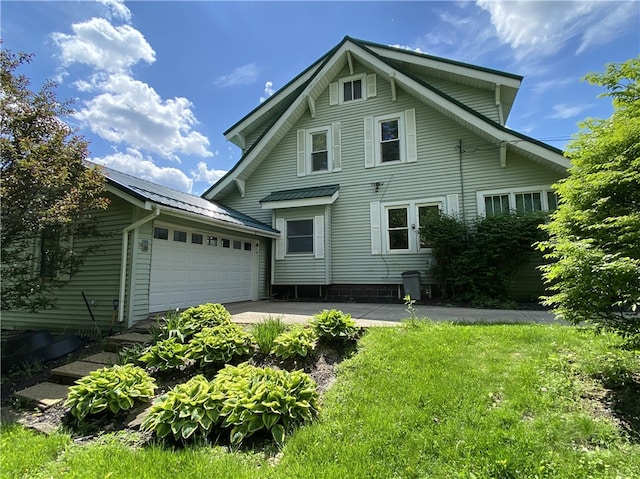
476, 185, 556, 216
375, 112, 405, 166
307, 126, 331, 174
339, 73, 366, 104
379, 198, 445, 254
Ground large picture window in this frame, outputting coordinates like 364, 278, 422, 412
287, 219, 314, 254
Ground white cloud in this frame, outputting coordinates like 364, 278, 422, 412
476, 0, 638, 59
191, 161, 228, 184
97, 0, 131, 23
259, 81, 275, 102
93, 149, 194, 193
577, 2, 639, 54
75, 74, 213, 161
390, 44, 424, 54
531, 77, 575, 95
52, 17, 155, 72
213, 63, 259, 87
549, 103, 591, 120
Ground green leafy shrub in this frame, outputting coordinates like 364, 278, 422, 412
186, 323, 255, 367
420, 212, 547, 304
271, 325, 317, 360
138, 337, 189, 371
65, 364, 156, 420
215, 363, 319, 446
311, 309, 359, 341
178, 303, 233, 340
141, 375, 223, 441
250, 316, 288, 354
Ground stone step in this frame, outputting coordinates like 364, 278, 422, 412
83, 351, 120, 365
13, 382, 70, 410
50, 360, 108, 384
104, 332, 153, 352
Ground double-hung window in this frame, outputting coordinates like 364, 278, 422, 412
310, 130, 329, 172
287, 219, 314, 254
380, 118, 401, 163
365, 109, 416, 168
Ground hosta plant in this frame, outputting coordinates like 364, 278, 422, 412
138, 337, 189, 371
271, 325, 317, 360
214, 363, 319, 446
186, 323, 255, 367
180, 303, 231, 332
141, 375, 223, 441
65, 364, 156, 420
311, 309, 359, 341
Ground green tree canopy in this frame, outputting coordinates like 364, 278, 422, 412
1, 49, 109, 311
539, 57, 640, 337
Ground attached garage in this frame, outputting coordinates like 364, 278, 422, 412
149, 224, 258, 312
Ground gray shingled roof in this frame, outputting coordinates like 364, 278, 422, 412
260, 184, 340, 203
98, 164, 277, 235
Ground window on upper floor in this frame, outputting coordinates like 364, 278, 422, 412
297, 124, 341, 176
478, 187, 557, 217
365, 109, 417, 168
310, 129, 329, 172
329, 74, 376, 106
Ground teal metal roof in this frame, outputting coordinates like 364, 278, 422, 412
260, 184, 340, 203
98, 164, 277, 235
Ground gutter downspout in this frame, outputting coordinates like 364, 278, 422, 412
118, 206, 160, 324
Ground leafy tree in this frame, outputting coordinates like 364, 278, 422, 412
1, 49, 109, 311
538, 57, 640, 337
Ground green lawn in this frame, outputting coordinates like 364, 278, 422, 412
2, 322, 639, 479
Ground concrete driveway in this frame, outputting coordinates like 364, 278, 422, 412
225, 300, 562, 327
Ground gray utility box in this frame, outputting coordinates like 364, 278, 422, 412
401, 271, 421, 301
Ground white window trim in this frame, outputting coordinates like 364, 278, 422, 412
373, 198, 446, 254
276, 216, 325, 259
375, 112, 405, 166
306, 126, 331, 174
476, 185, 555, 216
339, 73, 367, 104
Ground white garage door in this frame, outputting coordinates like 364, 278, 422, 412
149, 226, 256, 312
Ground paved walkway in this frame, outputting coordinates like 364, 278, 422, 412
226, 300, 563, 328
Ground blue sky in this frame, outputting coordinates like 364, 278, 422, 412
3, 1, 639, 195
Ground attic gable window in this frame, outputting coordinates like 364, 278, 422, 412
343, 78, 362, 102
330, 74, 375, 105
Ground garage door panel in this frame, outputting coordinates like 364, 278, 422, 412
149, 228, 255, 312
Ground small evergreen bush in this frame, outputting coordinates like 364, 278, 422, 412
65, 364, 156, 420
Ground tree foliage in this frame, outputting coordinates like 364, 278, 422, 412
1, 49, 109, 311
538, 57, 640, 337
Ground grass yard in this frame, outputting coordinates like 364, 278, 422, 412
2, 321, 639, 479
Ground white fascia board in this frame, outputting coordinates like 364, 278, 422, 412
209, 46, 355, 200
261, 191, 339, 210
224, 63, 322, 144
154, 205, 280, 239
366, 45, 522, 90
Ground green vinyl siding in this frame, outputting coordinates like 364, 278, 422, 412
1, 194, 133, 334
218, 63, 565, 288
